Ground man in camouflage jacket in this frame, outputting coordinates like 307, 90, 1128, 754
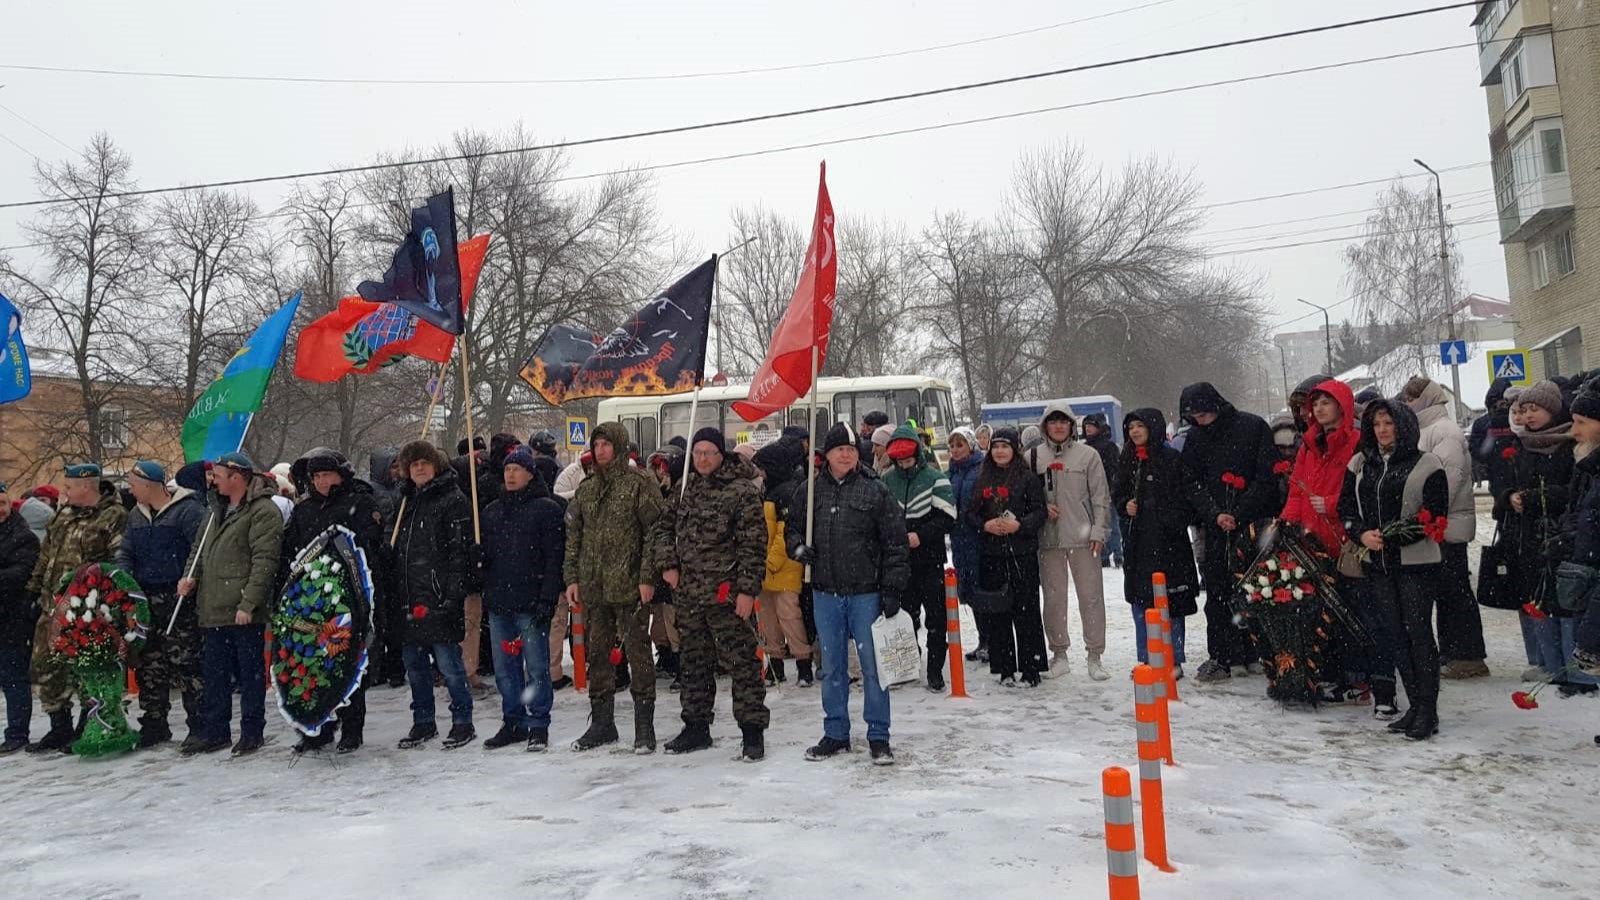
650, 426, 770, 760
563, 421, 664, 752
25, 463, 128, 753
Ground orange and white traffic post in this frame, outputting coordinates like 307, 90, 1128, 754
754, 595, 767, 668
1151, 573, 1179, 702
1102, 766, 1141, 899
943, 567, 968, 698
1142, 609, 1175, 766
570, 599, 588, 693
1132, 665, 1176, 873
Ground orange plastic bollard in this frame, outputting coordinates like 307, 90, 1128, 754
1133, 666, 1177, 873
1152, 573, 1180, 703
1143, 609, 1175, 766
570, 598, 588, 693
943, 568, 968, 698
127, 668, 139, 697
1102, 766, 1142, 899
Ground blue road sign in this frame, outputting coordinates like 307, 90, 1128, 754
566, 417, 589, 450
1487, 348, 1531, 386
1439, 340, 1469, 366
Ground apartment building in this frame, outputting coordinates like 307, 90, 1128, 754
1475, 0, 1599, 378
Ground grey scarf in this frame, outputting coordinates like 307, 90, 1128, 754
1512, 418, 1574, 455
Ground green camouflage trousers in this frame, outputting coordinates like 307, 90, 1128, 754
584, 601, 656, 705
30, 600, 73, 714
135, 592, 204, 729
677, 600, 769, 729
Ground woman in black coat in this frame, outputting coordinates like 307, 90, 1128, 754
391, 440, 481, 750
1112, 408, 1201, 677
1338, 400, 1450, 741
276, 448, 386, 754
964, 427, 1049, 687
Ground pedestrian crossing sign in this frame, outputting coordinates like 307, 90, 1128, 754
1487, 348, 1531, 387
566, 417, 589, 450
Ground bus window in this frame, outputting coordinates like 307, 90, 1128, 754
833, 393, 854, 427
661, 401, 692, 447
638, 415, 658, 455
893, 389, 922, 428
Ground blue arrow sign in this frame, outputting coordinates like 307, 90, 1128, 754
1439, 340, 1469, 366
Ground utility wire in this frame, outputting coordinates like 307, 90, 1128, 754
0, 2, 1486, 211
0, 0, 1188, 86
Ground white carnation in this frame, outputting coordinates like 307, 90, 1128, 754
1293, 566, 1306, 579
124, 631, 139, 643
69, 596, 82, 609
86, 589, 99, 605
1265, 559, 1278, 571
65, 610, 77, 623
1257, 575, 1270, 587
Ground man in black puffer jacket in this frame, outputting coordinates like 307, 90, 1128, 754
479, 448, 565, 752
391, 440, 481, 750
787, 423, 909, 766
0, 482, 41, 754
277, 448, 386, 754
1178, 382, 1278, 683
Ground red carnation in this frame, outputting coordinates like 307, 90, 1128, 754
1049, 462, 1064, 472
1423, 516, 1449, 543
982, 487, 994, 500
411, 604, 428, 620
1417, 508, 1433, 525
1272, 460, 1291, 475
609, 647, 624, 666
1135, 446, 1149, 461
1511, 690, 1539, 710
277, 671, 290, 684
998, 486, 1010, 499
1522, 601, 1547, 620
1272, 587, 1293, 604
1501, 446, 1518, 459
501, 638, 524, 657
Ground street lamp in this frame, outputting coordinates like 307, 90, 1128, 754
1415, 158, 1462, 423
1276, 341, 1291, 402
1295, 298, 1333, 377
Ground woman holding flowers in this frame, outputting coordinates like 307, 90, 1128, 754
1113, 409, 1201, 676
1338, 399, 1450, 740
966, 427, 1048, 687
1497, 381, 1593, 694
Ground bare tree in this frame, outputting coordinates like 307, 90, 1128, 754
0, 133, 147, 464
825, 216, 921, 378
1343, 179, 1466, 388
717, 205, 806, 377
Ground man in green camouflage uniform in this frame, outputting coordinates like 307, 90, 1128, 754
650, 427, 770, 761
25, 463, 128, 753
564, 421, 664, 753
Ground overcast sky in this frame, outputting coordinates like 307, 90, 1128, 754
0, 0, 1506, 337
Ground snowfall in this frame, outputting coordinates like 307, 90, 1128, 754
3, 513, 1598, 900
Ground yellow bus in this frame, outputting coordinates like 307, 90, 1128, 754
596, 375, 959, 462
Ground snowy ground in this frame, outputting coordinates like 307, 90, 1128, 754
4, 518, 1599, 899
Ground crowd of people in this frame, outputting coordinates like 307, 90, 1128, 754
3, 369, 1600, 762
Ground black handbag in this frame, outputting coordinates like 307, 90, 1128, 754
970, 552, 1016, 614
1476, 527, 1522, 611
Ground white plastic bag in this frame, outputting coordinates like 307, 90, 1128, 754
871, 610, 921, 687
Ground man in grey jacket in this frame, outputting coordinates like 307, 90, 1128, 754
1030, 403, 1112, 681
1405, 377, 1488, 678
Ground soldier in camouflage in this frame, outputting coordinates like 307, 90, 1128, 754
25, 463, 129, 754
563, 421, 664, 753
650, 426, 770, 761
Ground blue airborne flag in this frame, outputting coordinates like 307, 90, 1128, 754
357, 188, 464, 335
182, 294, 301, 462
0, 292, 30, 404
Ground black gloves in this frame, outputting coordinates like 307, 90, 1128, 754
879, 593, 900, 619
791, 544, 817, 565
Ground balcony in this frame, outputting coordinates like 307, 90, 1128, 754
1499, 170, 1572, 242
1479, 0, 1552, 86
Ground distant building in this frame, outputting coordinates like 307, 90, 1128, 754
1473, 0, 1597, 377
0, 346, 182, 489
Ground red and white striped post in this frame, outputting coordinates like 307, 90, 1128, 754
1132, 665, 1176, 872
1143, 609, 1175, 766
570, 598, 588, 693
1152, 573, 1179, 703
1102, 766, 1141, 899
944, 567, 968, 698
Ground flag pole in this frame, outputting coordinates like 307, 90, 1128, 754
169, 394, 264, 634
390, 352, 454, 547
459, 335, 483, 544
681, 382, 702, 501
803, 342, 820, 571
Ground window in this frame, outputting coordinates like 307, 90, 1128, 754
99, 406, 127, 450
637, 416, 657, 455
1529, 244, 1550, 288
1552, 230, 1576, 276
1502, 44, 1526, 103
660, 400, 722, 448
1541, 126, 1567, 174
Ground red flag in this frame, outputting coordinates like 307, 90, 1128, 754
731, 163, 836, 423
294, 235, 489, 383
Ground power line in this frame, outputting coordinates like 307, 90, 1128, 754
0, 1, 1190, 86
0, 100, 74, 153
0, 2, 1485, 211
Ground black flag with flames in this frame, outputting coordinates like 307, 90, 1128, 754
520, 256, 717, 405
358, 188, 464, 335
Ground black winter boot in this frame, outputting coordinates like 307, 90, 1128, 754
738, 724, 765, 762
1387, 706, 1418, 733
795, 659, 815, 687
398, 723, 438, 749
572, 697, 618, 751
441, 723, 477, 750
27, 710, 74, 754
766, 659, 786, 686
1404, 703, 1439, 741
138, 720, 173, 749
634, 700, 656, 754
336, 727, 362, 754
664, 722, 713, 755
527, 727, 549, 752
483, 723, 530, 749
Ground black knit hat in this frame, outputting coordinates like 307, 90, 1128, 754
990, 426, 1021, 449
691, 426, 725, 452
822, 422, 858, 453
1572, 389, 1600, 421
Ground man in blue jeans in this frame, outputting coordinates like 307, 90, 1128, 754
480, 449, 565, 751
177, 453, 284, 757
787, 423, 909, 766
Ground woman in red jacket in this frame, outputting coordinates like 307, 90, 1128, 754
1278, 379, 1395, 713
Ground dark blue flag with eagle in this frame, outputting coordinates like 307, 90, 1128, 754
520, 256, 717, 405
358, 188, 464, 335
